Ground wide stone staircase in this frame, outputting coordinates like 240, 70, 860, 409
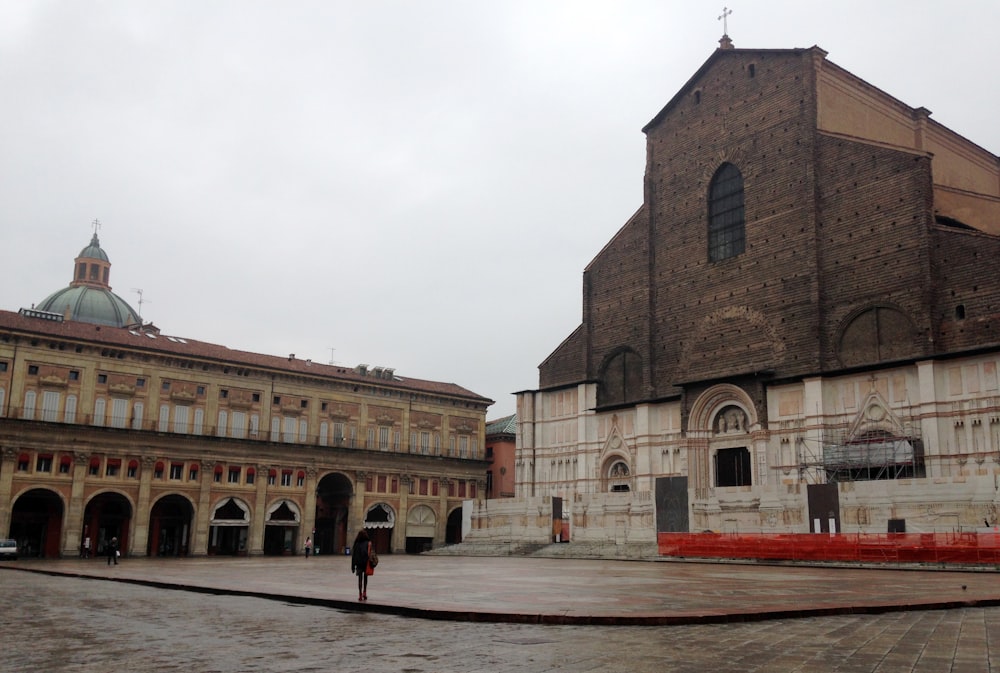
425, 540, 660, 561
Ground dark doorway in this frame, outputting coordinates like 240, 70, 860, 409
365, 503, 394, 555
10, 488, 64, 558
148, 495, 193, 557
209, 498, 249, 555
445, 508, 462, 544
83, 491, 133, 558
315, 473, 352, 555
655, 476, 690, 533
264, 500, 300, 555
807, 483, 840, 533
715, 447, 751, 487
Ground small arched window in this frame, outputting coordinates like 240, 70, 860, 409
708, 163, 745, 261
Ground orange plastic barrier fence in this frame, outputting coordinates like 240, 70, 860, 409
657, 532, 1000, 565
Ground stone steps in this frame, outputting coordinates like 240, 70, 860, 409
425, 540, 659, 561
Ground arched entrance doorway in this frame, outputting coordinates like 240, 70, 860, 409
10, 488, 64, 558
315, 473, 352, 556
406, 504, 437, 553
445, 507, 463, 545
365, 502, 395, 555
147, 494, 193, 557
83, 491, 133, 558
209, 497, 250, 555
263, 499, 301, 555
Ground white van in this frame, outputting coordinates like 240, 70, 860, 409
0, 539, 17, 560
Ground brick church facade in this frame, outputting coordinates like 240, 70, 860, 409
469, 39, 1000, 548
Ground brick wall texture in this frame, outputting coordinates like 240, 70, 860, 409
538, 47, 1000, 420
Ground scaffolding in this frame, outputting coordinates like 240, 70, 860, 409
819, 419, 924, 483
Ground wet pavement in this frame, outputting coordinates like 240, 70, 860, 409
4, 555, 1000, 671
5, 554, 1000, 624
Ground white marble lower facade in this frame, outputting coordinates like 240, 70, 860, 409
469, 353, 1000, 543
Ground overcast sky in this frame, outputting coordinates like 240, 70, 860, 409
1, 1, 998, 419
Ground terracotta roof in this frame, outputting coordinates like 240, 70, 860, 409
0, 309, 492, 403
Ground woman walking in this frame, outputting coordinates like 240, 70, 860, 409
350, 529, 373, 601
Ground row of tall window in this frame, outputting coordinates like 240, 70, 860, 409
3, 386, 481, 458
13, 451, 307, 488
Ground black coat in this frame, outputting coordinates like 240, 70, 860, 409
350, 539, 370, 575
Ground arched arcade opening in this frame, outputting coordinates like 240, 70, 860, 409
405, 504, 436, 553
263, 499, 302, 555
209, 497, 250, 555
365, 502, 395, 555
83, 491, 133, 558
148, 494, 193, 557
315, 472, 352, 556
10, 488, 64, 558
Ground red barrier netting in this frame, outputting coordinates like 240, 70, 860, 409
657, 532, 1000, 565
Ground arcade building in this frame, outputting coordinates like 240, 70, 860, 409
0, 233, 491, 558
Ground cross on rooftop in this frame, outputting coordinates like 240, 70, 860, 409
91, 218, 102, 234
718, 6, 732, 35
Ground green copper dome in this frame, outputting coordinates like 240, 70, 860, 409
37, 286, 140, 327
78, 233, 110, 262
36, 232, 141, 328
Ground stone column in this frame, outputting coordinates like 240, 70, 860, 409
396, 474, 411, 552
0, 448, 20, 541
248, 464, 269, 556
437, 477, 451, 544
132, 455, 155, 556
193, 460, 215, 555
302, 467, 318, 549
62, 452, 91, 557
351, 471, 367, 539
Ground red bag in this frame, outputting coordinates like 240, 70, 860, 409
365, 541, 376, 575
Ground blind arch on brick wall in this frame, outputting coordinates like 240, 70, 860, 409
837, 305, 918, 368
708, 162, 745, 262
597, 347, 643, 408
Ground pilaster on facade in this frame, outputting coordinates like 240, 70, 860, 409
0, 447, 20, 537
193, 460, 214, 555
917, 360, 944, 478
394, 474, 411, 552
301, 467, 318, 547
246, 465, 269, 556
437, 477, 451, 543
350, 470, 367, 538
131, 455, 155, 556
61, 454, 89, 556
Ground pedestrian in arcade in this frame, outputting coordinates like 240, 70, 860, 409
106, 537, 119, 566
304, 537, 312, 558
350, 529, 375, 601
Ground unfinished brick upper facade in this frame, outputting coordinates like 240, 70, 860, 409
539, 45, 1000, 426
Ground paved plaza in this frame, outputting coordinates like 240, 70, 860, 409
4, 555, 1000, 671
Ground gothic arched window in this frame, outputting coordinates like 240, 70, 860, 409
708, 163, 745, 262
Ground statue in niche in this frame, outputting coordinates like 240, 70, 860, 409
717, 407, 747, 434
610, 462, 629, 478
